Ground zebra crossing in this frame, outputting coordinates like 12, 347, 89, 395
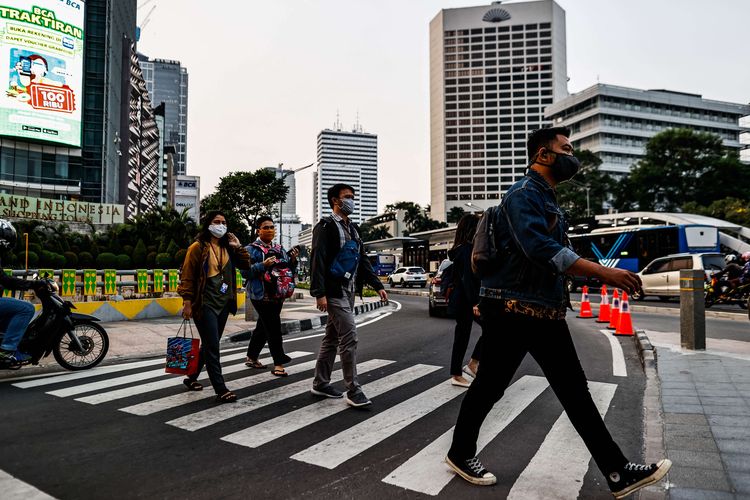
3, 346, 621, 498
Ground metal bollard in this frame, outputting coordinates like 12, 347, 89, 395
679, 269, 706, 350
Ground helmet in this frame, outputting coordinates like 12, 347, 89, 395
725, 254, 737, 265
742, 252, 750, 262
0, 219, 16, 249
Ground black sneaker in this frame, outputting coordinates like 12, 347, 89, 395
608, 459, 672, 499
310, 385, 343, 398
445, 455, 497, 486
345, 391, 372, 408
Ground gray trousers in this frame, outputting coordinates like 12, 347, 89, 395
313, 289, 361, 396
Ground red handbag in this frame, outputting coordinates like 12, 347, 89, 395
165, 320, 200, 375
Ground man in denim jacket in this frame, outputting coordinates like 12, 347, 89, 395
445, 128, 671, 499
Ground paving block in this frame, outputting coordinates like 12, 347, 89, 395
665, 413, 709, 425
666, 435, 719, 453
666, 488, 736, 500
728, 470, 750, 494
722, 453, 750, 472
666, 466, 731, 491
715, 438, 750, 454
668, 449, 725, 470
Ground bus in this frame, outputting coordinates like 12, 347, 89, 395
367, 253, 396, 276
569, 224, 720, 273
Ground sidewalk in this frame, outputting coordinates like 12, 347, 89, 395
102, 294, 387, 361
638, 329, 750, 499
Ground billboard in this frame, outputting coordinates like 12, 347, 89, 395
0, 1, 85, 147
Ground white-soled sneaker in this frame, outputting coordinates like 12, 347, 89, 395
608, 459, 672, 499
445, 455, 497, 486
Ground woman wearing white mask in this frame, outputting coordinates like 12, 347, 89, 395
178, 210, 250, 403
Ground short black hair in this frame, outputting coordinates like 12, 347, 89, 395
255, 215, 273, 229
327, 183, 355, 209
527, 126, 571, 162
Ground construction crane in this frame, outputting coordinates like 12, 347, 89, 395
136, 4, 157, 42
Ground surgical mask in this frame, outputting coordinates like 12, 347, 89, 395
208, 224, 227, 238
340, 198, 356, 215
549, 152, 581, 183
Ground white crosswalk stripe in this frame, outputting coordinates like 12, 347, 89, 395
382, 375, 550, 495
507, 381, 618, 499
291, 378, 467, 469
75, 351, 311, 405
166, 359, 394, 431
120, 357, 323, 416
222, 363, 442, 449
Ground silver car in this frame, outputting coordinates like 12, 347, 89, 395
634, 252, 724, 301
388, 266, 428, 288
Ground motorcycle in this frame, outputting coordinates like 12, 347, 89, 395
0, 274, 109, 370
705, 275, 750, 309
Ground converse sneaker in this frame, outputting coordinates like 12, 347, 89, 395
445, 455, 497, 486
608, 459, 672, 499
345, 391, 372, 408
310, 385, 343, 399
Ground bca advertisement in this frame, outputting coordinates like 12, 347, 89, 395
0, 1, 85, 147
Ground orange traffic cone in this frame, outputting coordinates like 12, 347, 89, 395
596, 285, 610, 323
607, 290, 620, 330
578, 285, 593, 318
614, 291, 634, 336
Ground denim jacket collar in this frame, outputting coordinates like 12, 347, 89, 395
526, 168, 555, 193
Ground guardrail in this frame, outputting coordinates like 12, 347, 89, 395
2, 268, 244, 301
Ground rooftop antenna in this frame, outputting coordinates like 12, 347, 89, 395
334, 110, 342, 131
354, 111, 363, 133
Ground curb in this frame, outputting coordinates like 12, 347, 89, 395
386, 289, 429, 297
571, 301, 747, 321
228, 300, 389, 342
632, 329, 668, 500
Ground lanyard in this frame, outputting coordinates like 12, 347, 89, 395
208, 243, 225, 271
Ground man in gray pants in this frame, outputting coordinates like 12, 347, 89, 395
309, 183, 388, 407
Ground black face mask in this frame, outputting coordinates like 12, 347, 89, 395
549, 151, 581, 183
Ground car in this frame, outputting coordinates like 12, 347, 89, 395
427, 259, 453, 317
388, 266, 428, 288
633, 252, 724, 301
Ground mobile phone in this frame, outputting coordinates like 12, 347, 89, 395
19, 57, 31, 75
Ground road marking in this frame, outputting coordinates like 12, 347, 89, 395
506, 381, 618, 500
599, 329, 627, 377
382, 375, 550, 495
166, 359, 394, 431
45, 349, 268, 398
291, 378, 466, 469
221, 363, 441, 449
0, 469, 56, 499
75, 351, 311, 405
119, 356, 324, 416
10, 346, 249, 389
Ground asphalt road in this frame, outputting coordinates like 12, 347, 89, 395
1, 295, 648, 499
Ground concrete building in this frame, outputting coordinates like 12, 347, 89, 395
172, 175, 200, 222
122, 42, 160, 218
265, 166, 303, 248
430, 0, 568, 221
313, 124, 378, 224
139, 56, 189, 175
0, 0, 136, 204
545, 84, 750, 174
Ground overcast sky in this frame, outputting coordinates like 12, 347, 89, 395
136, 0, 750, 225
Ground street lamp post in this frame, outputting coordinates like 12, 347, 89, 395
277, 162, 314, 248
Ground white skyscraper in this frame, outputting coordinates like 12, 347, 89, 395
313, 125, 378, 224
430, 0, 568, 221
266, 166, 302, 248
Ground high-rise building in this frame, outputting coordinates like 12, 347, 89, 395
0, 0, 136, 205
545, 84, 750, 174
172, 174, 200, 222
430, 0, 568, 221
313, 125, 378, 224
265, 166, 302, 248
122, 42, 160, 218
139, 55, 189, 175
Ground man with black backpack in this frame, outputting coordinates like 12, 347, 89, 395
309, 183, 388, 407
445, 127, 671, 499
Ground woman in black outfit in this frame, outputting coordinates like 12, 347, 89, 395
448, 214, 482, 388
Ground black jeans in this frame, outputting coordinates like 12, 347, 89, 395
189, 305, 230, 395
246, 299, 291, 366
448, 308, 628, 476
450, 303, 482, 376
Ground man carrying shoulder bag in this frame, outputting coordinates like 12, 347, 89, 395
309, 183, 388, 407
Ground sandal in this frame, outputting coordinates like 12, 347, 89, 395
216, 391, 237, 403
245, 358, 266, 369
183, 379, 203, 391
271, 368, 288, 377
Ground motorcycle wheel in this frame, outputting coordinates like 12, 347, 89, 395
53, 321, 109, 371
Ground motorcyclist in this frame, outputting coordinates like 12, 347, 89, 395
714, 254, 744, 292
740, 252, 750, 285
0, 219, 43, 365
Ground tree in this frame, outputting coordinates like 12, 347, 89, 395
556, 150, 616, 223
683, 197, 750, 227
358, 222, 392, 242
611, 128, 750, 212
384, 201, 448, 235
204, 169, 288, 237
447, 206, 466, 223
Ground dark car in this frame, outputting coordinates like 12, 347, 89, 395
428, 258, 453, 317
